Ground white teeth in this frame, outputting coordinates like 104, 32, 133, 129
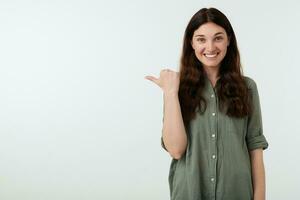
205, 53, 218, 58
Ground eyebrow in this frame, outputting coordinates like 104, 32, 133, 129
194, 32, 225, 37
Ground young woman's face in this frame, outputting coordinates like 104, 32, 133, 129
191, 22, 230, 69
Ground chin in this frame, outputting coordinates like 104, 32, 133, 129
201, 62, 221, 68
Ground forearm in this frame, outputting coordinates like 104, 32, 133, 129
250, 149, 266, 200
162, 92, 187, 159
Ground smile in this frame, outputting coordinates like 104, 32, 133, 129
204, 53, 219, 58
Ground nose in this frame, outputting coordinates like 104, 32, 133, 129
206, 40, 215, 52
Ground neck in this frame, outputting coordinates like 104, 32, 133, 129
203, 65, 220, 87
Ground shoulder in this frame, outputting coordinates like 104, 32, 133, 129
242, 75, 258, 92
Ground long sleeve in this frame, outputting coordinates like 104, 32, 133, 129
246, 79, 269, 151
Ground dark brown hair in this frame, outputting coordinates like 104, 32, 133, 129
179, 7, 251, 128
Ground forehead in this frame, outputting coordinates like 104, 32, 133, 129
193, 22, 227, 37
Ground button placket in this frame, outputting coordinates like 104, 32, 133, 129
204, 80, 219, 199
209, 87, 218, 199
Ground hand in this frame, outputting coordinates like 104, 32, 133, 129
145, 69, 180, 95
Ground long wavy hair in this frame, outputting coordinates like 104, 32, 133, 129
179, 7, 251, 128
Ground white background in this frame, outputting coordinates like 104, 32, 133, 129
0, 0, 299, 199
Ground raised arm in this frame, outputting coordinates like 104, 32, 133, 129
162, 91, 187, 159
145, 69, 187, 159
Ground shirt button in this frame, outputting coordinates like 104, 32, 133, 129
212, 134, 216, 138
212, 155, 216, 159
211, 178, 215, 182
212, 112, 216, 116
211, 94, 215, 98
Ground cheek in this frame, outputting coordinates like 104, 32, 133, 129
219, 43, 229, 52
220, 46, 228, 55
194, 46, 205, 55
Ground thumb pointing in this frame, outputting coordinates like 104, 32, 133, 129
145, 75, 159, 85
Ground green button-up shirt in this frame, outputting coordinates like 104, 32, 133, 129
161, 75, 269, 200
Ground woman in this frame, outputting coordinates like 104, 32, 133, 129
145, 7, 269, 200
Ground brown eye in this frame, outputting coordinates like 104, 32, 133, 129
215, 36, 223, 41
197, 38, 205, 42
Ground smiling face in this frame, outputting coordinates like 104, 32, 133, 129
191, 22, 230, 70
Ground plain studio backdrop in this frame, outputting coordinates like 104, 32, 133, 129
0, 0, 299, 199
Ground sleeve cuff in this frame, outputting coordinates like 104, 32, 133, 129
247, 134, 269, 151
